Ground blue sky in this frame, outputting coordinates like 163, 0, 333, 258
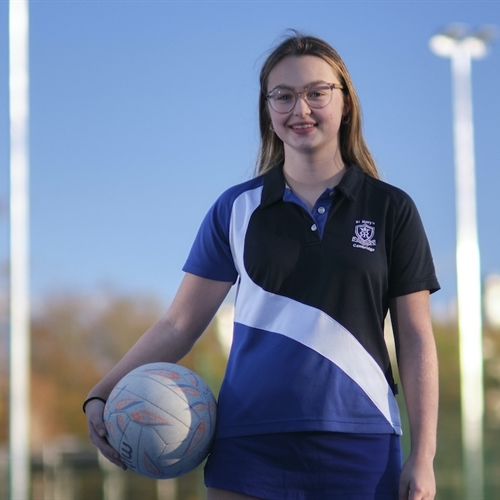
1, 0, 499, 316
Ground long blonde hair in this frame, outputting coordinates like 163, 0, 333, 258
256, 31, 379, 179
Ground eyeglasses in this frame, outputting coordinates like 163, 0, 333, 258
266, 82, 344, 114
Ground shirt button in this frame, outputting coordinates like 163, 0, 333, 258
317, 206, 325, 214
311, 224, 317, 231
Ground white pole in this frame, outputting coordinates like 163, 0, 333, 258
429, 27, 490, 500
9, 1, 31, 499
450, 40, 484, 500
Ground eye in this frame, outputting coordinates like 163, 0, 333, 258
274, 90, 294, 102
308, 86, 329, 100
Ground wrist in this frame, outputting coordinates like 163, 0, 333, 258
82, 396, 106, 414
408, 447, 436, 464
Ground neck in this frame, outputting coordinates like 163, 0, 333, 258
282, 154, 346, 211
283, 150, 346, 189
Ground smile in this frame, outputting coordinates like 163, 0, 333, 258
290, 123, 316, 130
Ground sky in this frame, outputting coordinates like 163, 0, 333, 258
1, 0, 499, 318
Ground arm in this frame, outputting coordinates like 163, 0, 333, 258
390, 290, 438, 500
85, 272, 233, 468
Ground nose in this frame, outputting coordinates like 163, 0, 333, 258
293, 94, 311, 116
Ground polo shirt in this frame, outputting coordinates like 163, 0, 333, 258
183, 164, 440, 438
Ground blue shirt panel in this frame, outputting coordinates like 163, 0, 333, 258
282, 187, 336, 238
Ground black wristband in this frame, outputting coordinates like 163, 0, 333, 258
83, 396, 107, 414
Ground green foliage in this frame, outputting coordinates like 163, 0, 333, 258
484, 324, 500, 497
432, 321, 464, 496
430, 321, 500, 498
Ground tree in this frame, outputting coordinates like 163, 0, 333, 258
29, 289, 164, 448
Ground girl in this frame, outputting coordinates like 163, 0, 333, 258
85, 32, 439, 500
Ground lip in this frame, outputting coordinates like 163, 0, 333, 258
288, 122, 317, 134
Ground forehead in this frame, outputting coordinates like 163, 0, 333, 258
267, 55, 339, 90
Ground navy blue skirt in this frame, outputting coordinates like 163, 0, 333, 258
204, 432, 402, 500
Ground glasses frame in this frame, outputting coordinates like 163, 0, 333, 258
265, 82, 344, 114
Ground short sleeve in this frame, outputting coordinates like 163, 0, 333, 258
183, 193, 238, 283
387, 193, 440, 298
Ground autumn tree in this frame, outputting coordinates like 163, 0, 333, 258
26, 287, 230, 449
29, 289, 165, 448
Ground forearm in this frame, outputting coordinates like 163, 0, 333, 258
391, 291, 438, 500
398, 331, 439, 460
84, 274, 232, 470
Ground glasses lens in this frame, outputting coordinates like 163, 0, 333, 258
306, 85, 333, 108
268, 88, 296, 113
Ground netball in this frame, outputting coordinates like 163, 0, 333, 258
103, 362, 217, 479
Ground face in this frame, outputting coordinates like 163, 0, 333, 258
266, 55, 348, 158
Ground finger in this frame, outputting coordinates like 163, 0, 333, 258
94, 422, 107, 438
94, 435, 127, 470
398, 482, 409, 500
101, 448, 128, 470
88, 420, 127, 470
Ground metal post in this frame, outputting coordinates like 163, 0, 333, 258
451, 40, 484, 500
9, 1, 31, 499
430, 24, 495, 500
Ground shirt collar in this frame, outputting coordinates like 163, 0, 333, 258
334, 164, 364, 202
260, 163, 365, 208
260, 164, 287, 208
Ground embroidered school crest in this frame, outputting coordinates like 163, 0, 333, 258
352, 220, 376, 252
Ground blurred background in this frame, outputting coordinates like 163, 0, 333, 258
1, 0, 500, 498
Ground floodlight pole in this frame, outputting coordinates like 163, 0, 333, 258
9, 1, 30, 500
430, 25, 492, 500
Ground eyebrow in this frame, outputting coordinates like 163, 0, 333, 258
268, 80, 330, 92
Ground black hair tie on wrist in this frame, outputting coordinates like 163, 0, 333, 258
82, 396, 107, 414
